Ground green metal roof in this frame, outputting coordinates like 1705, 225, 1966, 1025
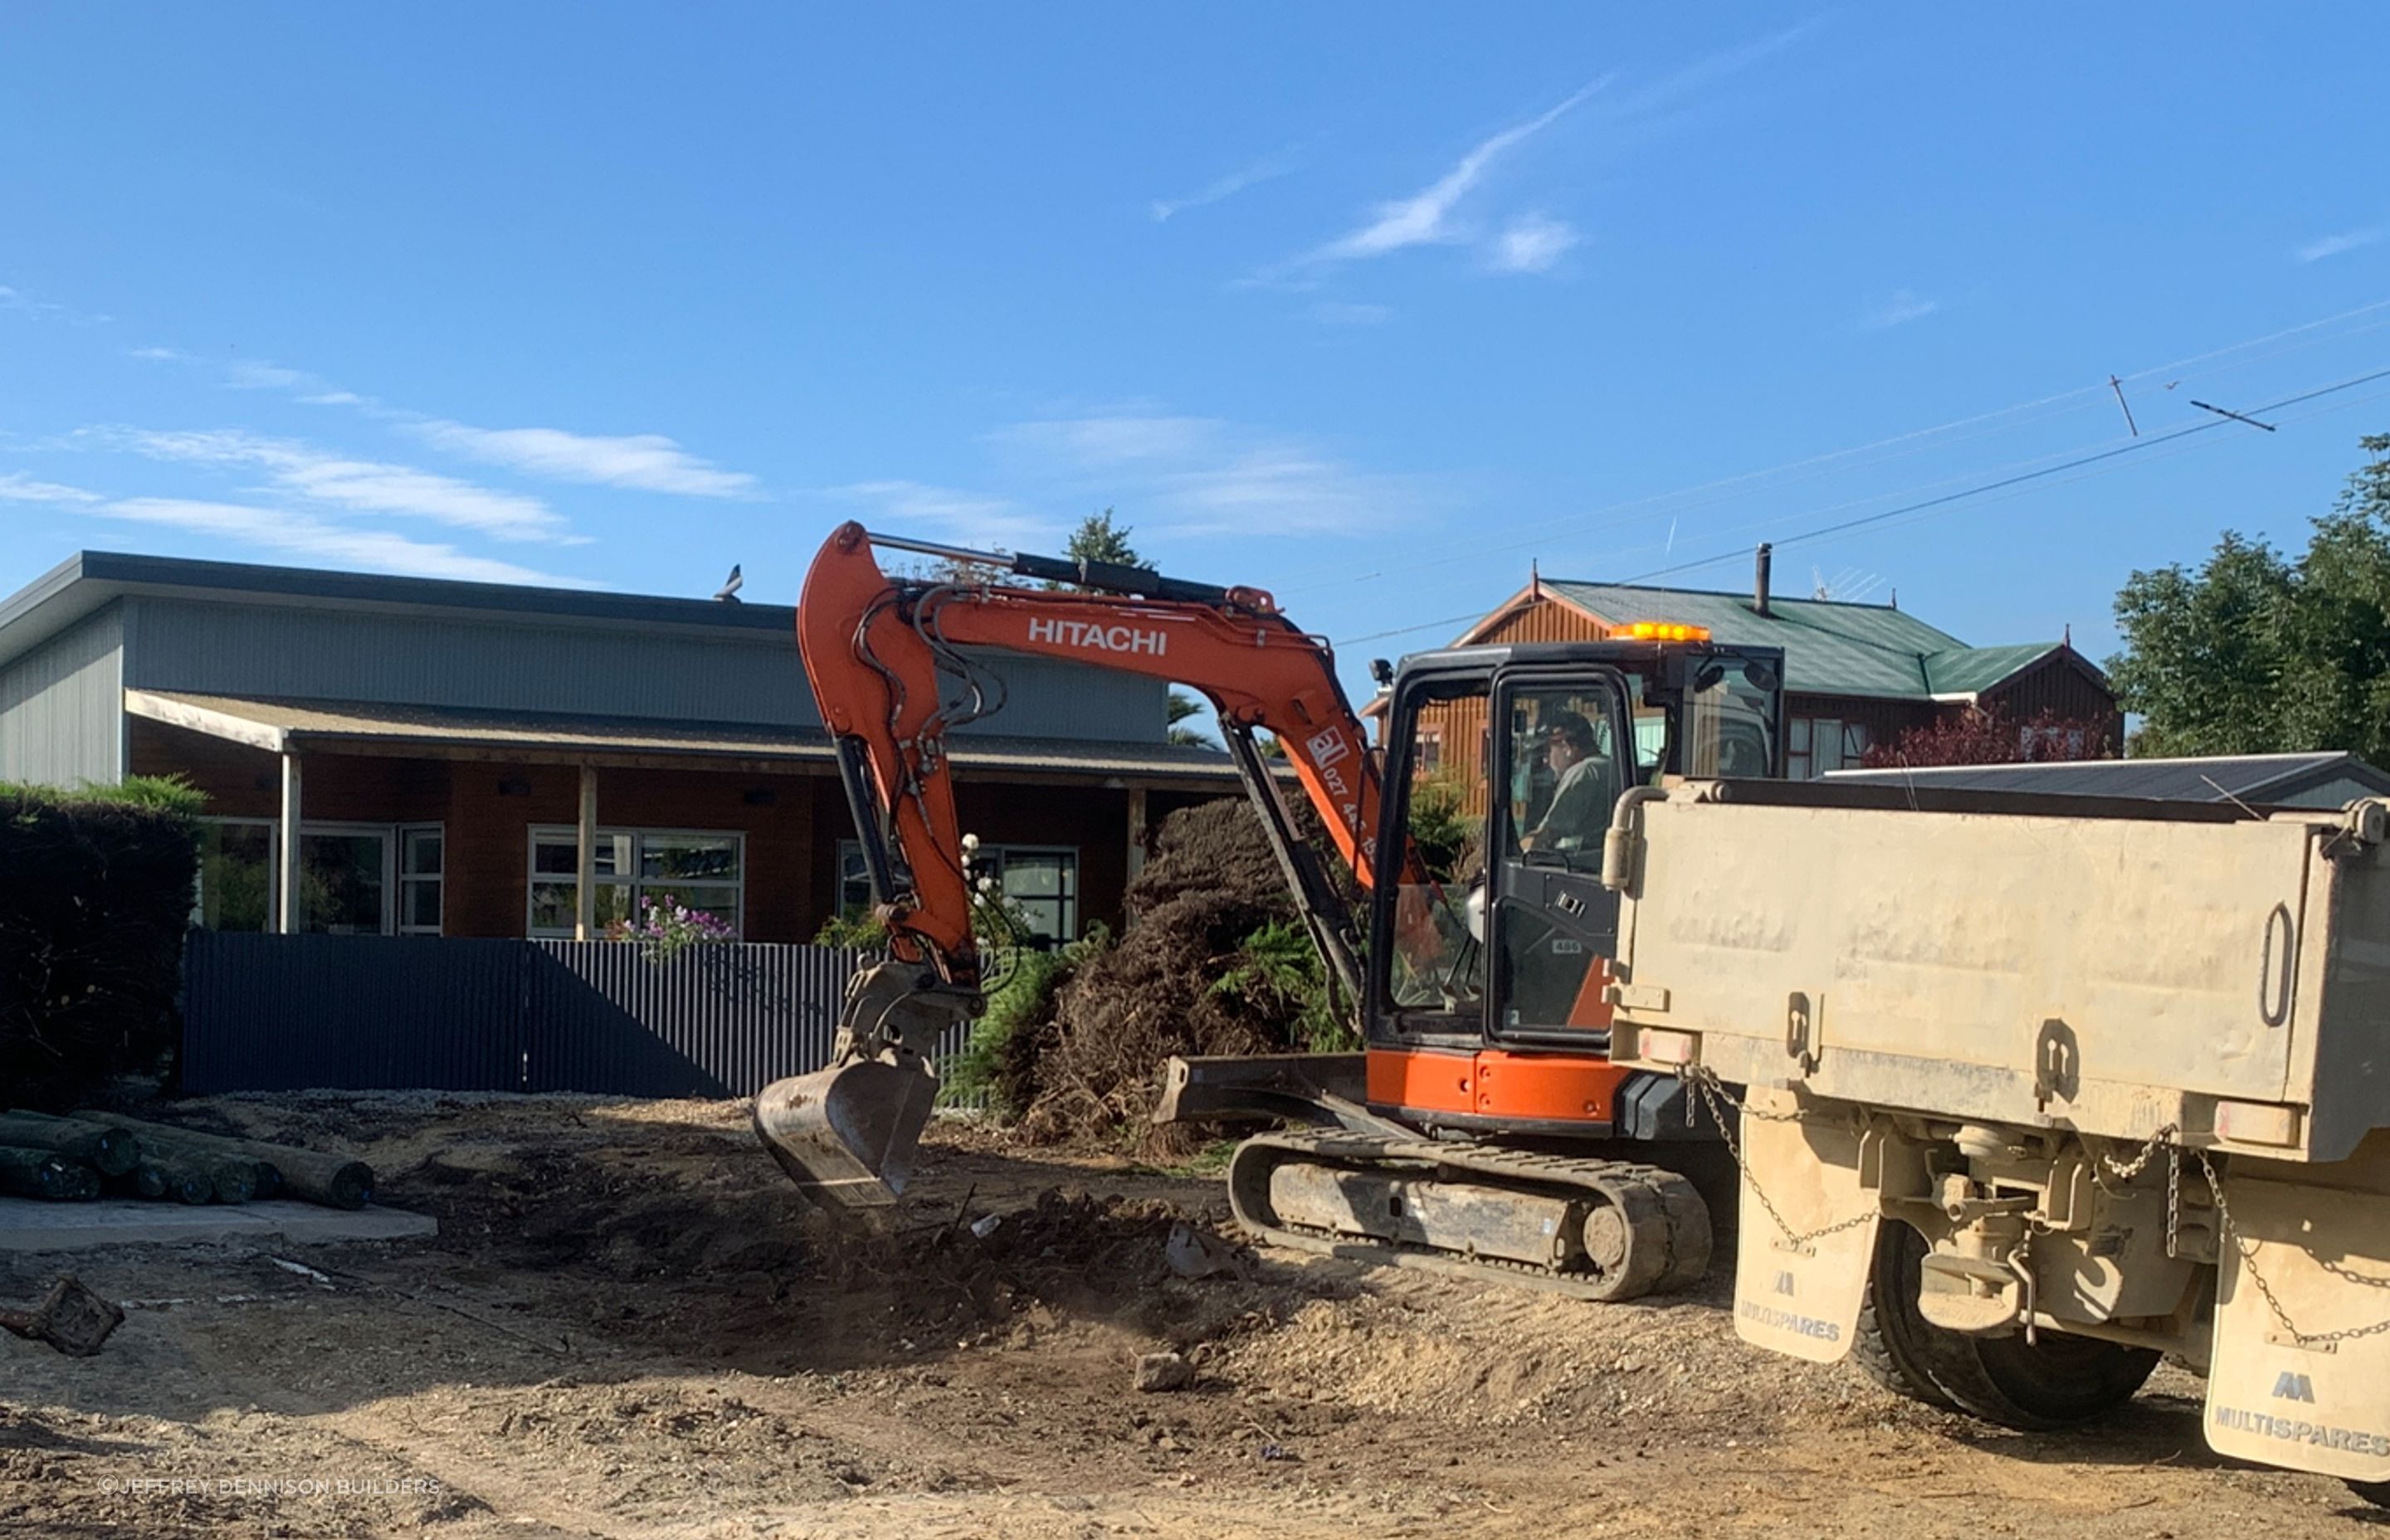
1544, 580, 2066, 702
1920, 642, 2060, 697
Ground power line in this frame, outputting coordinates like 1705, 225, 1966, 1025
1622, 364, 2390, 583
1334, 362, 2390, 647
1291, 297, 2390, 600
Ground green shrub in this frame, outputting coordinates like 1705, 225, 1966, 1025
0, 777, 204, 1107
1207, 918, 1355, 1053
812, 906, 890, 951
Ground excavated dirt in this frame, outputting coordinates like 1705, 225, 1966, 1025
2, 1094, 2384, 1539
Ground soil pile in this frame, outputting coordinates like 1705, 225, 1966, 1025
1017, 798, 1344, 1152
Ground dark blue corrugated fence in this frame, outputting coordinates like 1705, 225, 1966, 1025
180, 933, 883, 1097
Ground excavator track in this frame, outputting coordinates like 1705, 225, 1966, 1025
1226, 1130, 1712, 1302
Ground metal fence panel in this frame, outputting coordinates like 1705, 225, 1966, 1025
524, 942, 862, 1097
182, 933, 528, 1093
180, 934, 866, 1097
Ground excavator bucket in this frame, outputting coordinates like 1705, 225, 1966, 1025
754, 1056, 938, 1208
753, 959, 971, 1208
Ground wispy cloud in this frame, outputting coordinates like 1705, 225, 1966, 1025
0, 471, 103, 504
1151, 154, 1295, 222
1861, 290, 1940, 331
823, 480, 1056, 551
90, 498, 592, 586
95, 427, 571, 542
1305, 83, 1604, 267
988, 413, 1221, 466
2297, 227, 2383, 264
222, 360, 310, 390
0, 283, 111, 326
127, 346, 187, 363
409, 421, 760, 498
1488, 213, 1580, 274
985, 409, 1436, 538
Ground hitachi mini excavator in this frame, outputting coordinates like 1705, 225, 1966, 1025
754, 521, 1785, 1300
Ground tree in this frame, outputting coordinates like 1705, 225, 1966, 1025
1062, 508, 1140, 574
1167, 690, 1216, 748
2107, 433, 2390, 760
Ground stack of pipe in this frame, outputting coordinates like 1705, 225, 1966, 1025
0, 1110, 375, 1210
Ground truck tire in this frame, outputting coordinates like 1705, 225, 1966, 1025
1853, 1222, 1959, 1410
1867, 1221, 2160, 1430
2345, 1480, 2390, 1510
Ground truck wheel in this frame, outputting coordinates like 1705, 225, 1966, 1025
1866, 1221, 2160, 1430
2344, 1480, 2390, 1510
1853, 1221, 1958, 1410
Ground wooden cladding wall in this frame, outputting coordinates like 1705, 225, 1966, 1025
1978, 654, 2124, 748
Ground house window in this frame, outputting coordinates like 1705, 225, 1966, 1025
1787, 717, 1873, 779
192, 819, 430, 935
1415, 728, 1442, 772
195, 819, 275, 931
836, 840, 1080, 946
400, 826, 444, 936
527, 827, 744, 938
982, 846, 1078, 946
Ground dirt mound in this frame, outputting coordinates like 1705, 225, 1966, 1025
1020, 799, 1343, 1152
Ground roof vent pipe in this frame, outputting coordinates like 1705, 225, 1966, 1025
1754, 543, 1773, 617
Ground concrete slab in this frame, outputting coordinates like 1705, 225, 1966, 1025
0, 1197, 437, 1252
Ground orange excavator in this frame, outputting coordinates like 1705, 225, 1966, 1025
755, 521, 1785, 1299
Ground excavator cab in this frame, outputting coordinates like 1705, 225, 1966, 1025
1358, 637, 1783, 1135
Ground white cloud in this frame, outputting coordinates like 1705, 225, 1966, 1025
0, 471, 103, 504
1305, 82, 1603, 266
90, 499, 593, 586
1151, 154, 1295, 222
1861, 290, 1941, 331
823, 480, 1058, 551
128, 346, 187, 362
1488, 213, 1580, 274
411, 421, 759, 498
988, 414, 1221, 466
223, 360, 310, 390
982, 409, 1436, 539
2297, 227, 2383, 264
98, 427, 569, 543
1308, 301, 1392, 325
300, 390, 366, 407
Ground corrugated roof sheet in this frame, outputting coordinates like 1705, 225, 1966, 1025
1545, 579, 2065, 702
129, 691, 1247, 782
1828, 752, 2390, 803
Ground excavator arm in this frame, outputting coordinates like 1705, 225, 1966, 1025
754, 522, 1403, 1206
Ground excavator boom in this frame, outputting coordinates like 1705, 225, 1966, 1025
756, 523, 1393, 1205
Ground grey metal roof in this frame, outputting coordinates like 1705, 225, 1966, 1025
1827, 751, 2390, 804
126, 690, 1246, 783
0, 550, 794, 670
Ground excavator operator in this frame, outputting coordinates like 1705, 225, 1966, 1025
1519, 710, 1617, 855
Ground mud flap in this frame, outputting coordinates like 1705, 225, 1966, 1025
1730, 1088, 1878, 1364
2206, 1173, 2390, 1483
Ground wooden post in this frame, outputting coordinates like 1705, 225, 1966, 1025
575, 764, 598, 941
1126, 784, 1149, 880
276, 750, 303, 934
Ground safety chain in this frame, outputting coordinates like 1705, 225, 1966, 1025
2189, 1151, 2390, 1350
2097, 1124, 2185, 1258
1683, 1067, 1878, 1250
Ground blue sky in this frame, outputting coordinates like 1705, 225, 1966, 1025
5, 5, 2389, 704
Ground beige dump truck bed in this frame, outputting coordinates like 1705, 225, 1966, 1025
1604, 779, 2390, 1164
1600, 779, 2390, 1491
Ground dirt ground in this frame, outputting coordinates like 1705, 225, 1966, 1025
1, 1096, 2383, 1539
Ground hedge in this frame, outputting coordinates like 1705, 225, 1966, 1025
0, 777, 204, 1108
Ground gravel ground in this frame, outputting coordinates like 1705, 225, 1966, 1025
1, 1094, 2383, 1539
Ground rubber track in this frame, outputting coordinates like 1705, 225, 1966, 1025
1227, 1131, 1713, 1303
